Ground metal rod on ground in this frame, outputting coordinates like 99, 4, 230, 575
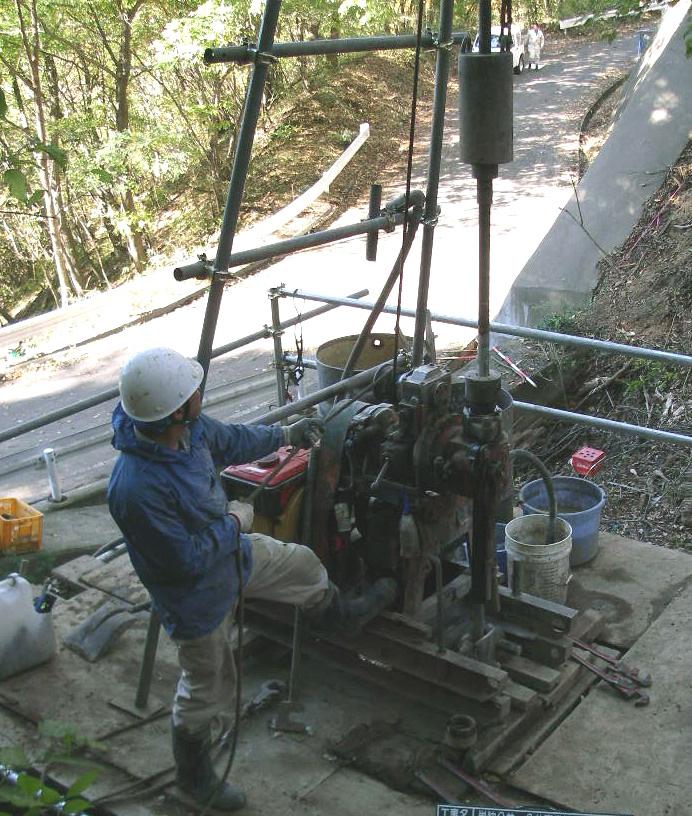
204, 31, 469, 64
282, 290, 692, 369
135, 609, 161, 710
42, 448, 63, 503
196, 0, 282, 392
288, 606, 302, 703
411, 0, 455, 366
0, 290, 368, 445
269, 288, 286, 412
341, 213, 422, 382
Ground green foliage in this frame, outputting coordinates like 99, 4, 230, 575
685, 17, 691, 57
539, 307, 580, 333
0, 720, 102, 816
624, 361, 678, 395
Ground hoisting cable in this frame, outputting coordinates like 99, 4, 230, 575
391, 0, 427, 406
500, 0, 512, 48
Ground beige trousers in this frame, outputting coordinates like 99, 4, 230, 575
171, 533, 329, 736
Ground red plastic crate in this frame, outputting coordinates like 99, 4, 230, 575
570, 446, 606, 476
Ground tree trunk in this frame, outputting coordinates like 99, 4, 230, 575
15, 0, 80, 307
113, 0, 147, 272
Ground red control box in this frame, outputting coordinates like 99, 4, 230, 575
570, 446, 606, 476
221, 446, 310, 518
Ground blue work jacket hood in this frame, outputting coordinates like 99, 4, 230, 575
108, 403, 285, 640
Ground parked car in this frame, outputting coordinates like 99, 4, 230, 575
472, 24, 527, 74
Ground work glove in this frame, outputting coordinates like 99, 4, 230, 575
227, 500, 254, 533
284, 416, 323, 449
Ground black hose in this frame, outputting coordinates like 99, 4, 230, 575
200, 545, 244, 816
509, 448, 557, 545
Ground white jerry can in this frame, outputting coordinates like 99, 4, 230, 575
0, 574, 56, 681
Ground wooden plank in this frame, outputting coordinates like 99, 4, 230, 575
503, 679, 539, 712
51, 554, 97, 590
489, 667, 598, 776
500, 655, 561, 693
244, 608, 512, 725
416, 573, 471, 625
248, 599, 509, 702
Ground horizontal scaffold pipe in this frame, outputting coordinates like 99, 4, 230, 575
281, 289, 692, 369
205, 31, 470, 65
513, 401, 692, 448
174, 202, 423, 280
0, 290, 369, 445
283, 355, 692, 448
253, 361, 393, 427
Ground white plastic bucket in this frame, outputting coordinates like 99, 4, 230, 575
505, 515, 572, 604
0, 574, 56, 680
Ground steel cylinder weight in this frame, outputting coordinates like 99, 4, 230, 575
458, 52, 513, 167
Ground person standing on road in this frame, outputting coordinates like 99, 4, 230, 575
107, 347, 396, 812
527, 22, 545, 70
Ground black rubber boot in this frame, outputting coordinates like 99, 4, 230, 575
172, 725, 247, 812
308, 578, 397, 636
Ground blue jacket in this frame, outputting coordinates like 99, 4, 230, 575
108, 403, 285, 640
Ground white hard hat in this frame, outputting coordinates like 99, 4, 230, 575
119, 347, 204, 422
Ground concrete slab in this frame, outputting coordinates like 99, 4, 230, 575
567, 532, 692, 648
497, 0, 692, 327
39, 501, 121, 555
510, 580, 692, 815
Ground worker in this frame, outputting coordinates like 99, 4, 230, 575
527, 22, 545, 70
107, 347, 396, 812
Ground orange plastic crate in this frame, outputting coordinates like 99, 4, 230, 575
0, 497, 43, 554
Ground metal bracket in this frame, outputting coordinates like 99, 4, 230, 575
382, 209, 397, 232
432, 34, 454, 50
244, 42, 279, 65
264, 323, 284, 340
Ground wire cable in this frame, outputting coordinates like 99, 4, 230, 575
391, 0, 427, 406
199, 545, 245, 816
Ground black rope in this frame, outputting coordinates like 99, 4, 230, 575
500, 0, 513, 49
391, 0, 427, 405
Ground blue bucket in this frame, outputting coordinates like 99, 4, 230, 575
519, 476, 606, 566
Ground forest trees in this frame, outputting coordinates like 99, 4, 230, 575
0, 0, 537, 319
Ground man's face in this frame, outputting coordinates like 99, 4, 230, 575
186, 388, 202, 420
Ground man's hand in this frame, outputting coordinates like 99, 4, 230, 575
227, 500, 254, 533
284, 416, 323, 449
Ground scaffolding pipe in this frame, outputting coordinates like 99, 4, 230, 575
412, 0, 455, 366
281, 290, 692, 369
284, 355, 692, 448
269, 289, 287, 412
253, 361, 393, 427
341, 213, 422, 382
173, 210, 414, 280
512, 401, 692, 448
204, 31, 470, 64
0, 290, 369, 445
196, 0, 281, 391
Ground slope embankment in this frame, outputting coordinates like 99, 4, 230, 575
496, 0, 692, 327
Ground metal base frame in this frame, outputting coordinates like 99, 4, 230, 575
243, 587, 604, 773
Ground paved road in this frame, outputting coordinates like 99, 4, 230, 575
0, 36, 638, 501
